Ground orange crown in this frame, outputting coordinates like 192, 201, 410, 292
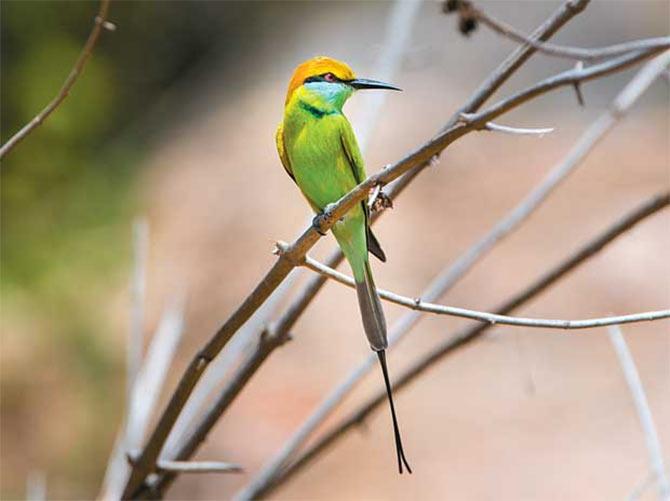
285, 56, 356, 105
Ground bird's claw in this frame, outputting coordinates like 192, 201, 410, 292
312, 204, 337, 235
369, 187, 393, 213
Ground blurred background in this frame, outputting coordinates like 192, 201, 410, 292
1, 1, 668, 499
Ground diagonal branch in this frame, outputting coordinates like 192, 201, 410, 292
299, 253, 670, 329
134, 46, 665, 498
0, 0, 113, 160
155, 460, 243, 475
450, 0, 670, 62
128, 5, 669, 498
608, 326, 670, 500
131, 2, 646, 496
234, 50, 670, 499
142, 2, 596, 495
161, 0, 423, 462
269, 191, 670, 496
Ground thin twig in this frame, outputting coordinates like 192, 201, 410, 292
26, 471, 46, 501
457, 1, 670, 62
155, 460, 243, 474
483, 123, 554, 136
128, 219, 148, 423
460, 114, 554, 136
0, 0, 113, 160
134, 3, 604, 495
100, 297, 185, 500
300, 254, 669, 329
162, 0, 421, 462
629, 472, 660, 501
162, 270, 301, 460
148, 46, 667, 500
608, 326, 670, 501
235, 51, 670, 499
269, 192, 670, 496
134, 6, 669, 497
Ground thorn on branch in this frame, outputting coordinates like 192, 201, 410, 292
273, 240, 305, 267
126, 451, 140, 466
573, 61, 586, 106
273, 241, 290, 256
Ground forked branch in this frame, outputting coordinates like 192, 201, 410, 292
0, 0, 113, 160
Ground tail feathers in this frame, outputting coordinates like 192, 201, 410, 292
355, 260, 387, 351
366, 227, 386, 262
377, 350, 412, 474
354, 259, 412, 474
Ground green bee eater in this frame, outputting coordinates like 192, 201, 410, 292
276, 56, 411, 474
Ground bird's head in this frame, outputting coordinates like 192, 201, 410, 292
284, 56, 401, 108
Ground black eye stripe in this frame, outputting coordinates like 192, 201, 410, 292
304, 73, 345, 84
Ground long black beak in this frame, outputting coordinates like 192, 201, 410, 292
348, 78, 402, 91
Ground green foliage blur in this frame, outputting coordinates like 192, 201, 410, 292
1, 1, 230, 497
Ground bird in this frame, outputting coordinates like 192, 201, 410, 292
276, 56, 411, 474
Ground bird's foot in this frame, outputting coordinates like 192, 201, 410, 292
312, 204, 338, 235
369, 185, 393, 213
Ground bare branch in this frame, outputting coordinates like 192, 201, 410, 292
460, 113, 554, 135
161, 1, 421, 462
155, 461, 243, 475
300, 254, 670, 329
0, 0, 112, 160
449, 0, 670, 62
128, 219, 148, 418
131, 6, 669, 498
235, 50, 670, 497
100, 297, 185, 500
147, 47, 668, 500
629, 472, 661, 501
26, 471, 46, 501
608, 326, 670, 500
130, 3, 618, 495
270, 192, 670, 495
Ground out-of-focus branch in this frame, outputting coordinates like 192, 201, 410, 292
134, 5, 668, 498
155, 461, 243, 475
474, 121, 554, 136
269, 192, 670, 496
137, 2, 627, 495
160, 0, 422, 463
0, 0, 113, 160
445, 0, 670, 62
299, 253, 670, 329
608, 326, 670, 501
128, 219, 148, 418
146, 3, 595, 496
464, 49, 670, 129
100, 297, 185, 500
146, 45, 666, 501
235, 50, 670, 499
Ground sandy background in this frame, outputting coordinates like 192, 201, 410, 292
2, 1, 669, 499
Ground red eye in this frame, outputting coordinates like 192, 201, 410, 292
324, 73, 336, 82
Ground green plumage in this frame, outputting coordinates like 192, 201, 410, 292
278, 82, 386, 349
277, 66, 411, 474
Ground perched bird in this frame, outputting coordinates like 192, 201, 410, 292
276, 56, 411, 474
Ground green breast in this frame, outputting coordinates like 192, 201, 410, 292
284, 109, 358, 211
